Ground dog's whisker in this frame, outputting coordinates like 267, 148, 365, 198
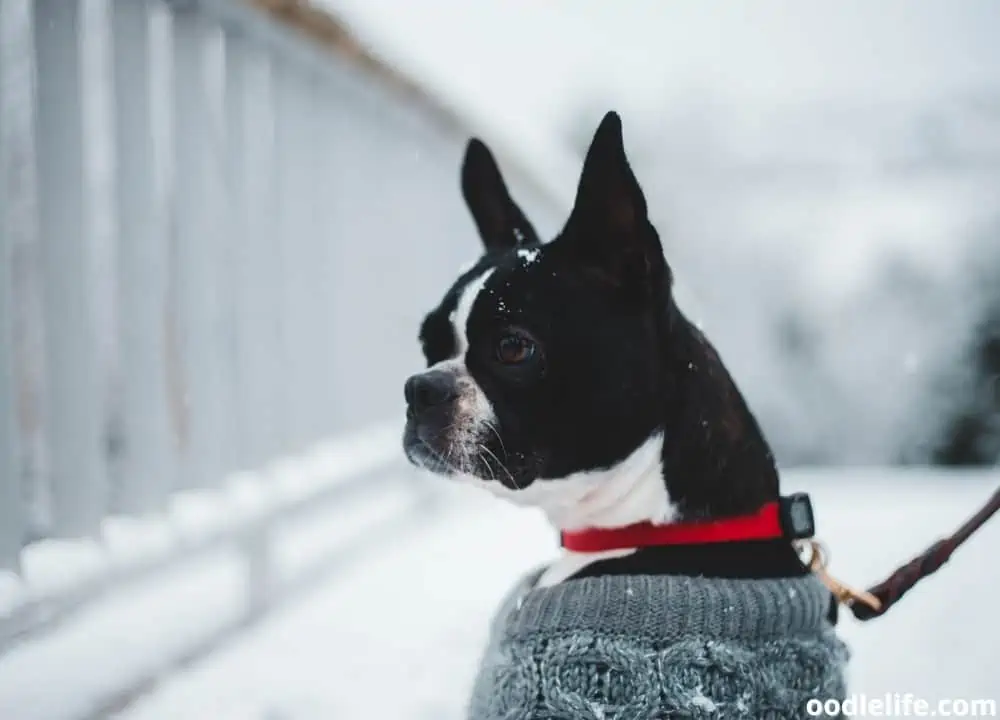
483, 419, 509, 459
475, 447, 498, 484
479, 444, 519, 490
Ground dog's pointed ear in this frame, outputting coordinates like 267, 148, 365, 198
461, 139, 540, 252
562, 112, 666, 296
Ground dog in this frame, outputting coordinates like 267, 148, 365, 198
403, 112, 847, 719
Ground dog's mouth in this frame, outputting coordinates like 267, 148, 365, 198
404, 434, 454, 475
402, 417, 533, 490
403, 419, 460, 475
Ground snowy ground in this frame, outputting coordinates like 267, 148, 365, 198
79, 468, 998, 719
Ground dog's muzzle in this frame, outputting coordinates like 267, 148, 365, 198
404, 369, 458, 415
403, 368, 461, 474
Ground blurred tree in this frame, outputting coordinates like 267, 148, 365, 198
933, 229, 1000, 466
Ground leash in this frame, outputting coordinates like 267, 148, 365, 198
561, 487, 1000, 622
832, 485, 1000, 621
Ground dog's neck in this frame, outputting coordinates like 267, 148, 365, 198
479, 432, 673, 531
658, 308, 781, 519
529, 444, 798, 588
528, 436, 666, 586
535, 310, 788, 587
473, 301, 787, 587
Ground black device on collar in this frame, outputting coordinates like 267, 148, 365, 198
780, 492, 816, 541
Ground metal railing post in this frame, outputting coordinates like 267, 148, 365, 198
34, 0, 107, 537
0, 41, 24, 570
273, 60, 313, 453
111, 0, 174, 513
171, 7, 228, 489
231, 46, 278, 609
247, 53, 289, 465
302, 74, 331, 444
223, 31, 265, 473
314, 86, 339, 441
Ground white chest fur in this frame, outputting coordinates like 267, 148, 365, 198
468, 432, 676, 586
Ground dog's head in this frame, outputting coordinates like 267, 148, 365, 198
404, 112, 778, 527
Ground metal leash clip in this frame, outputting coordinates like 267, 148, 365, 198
796, 539, 883, 613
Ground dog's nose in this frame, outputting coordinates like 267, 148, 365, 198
404, 370, 459, 411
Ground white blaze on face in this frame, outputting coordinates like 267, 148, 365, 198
430, 269, 497, 470
449, 268, 493, 354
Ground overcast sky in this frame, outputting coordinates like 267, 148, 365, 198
323, 0, 1000, 206
328, 0, 1000, 108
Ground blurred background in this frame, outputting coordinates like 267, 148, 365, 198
0, 1, 998, 718
338, 0, 1000, 468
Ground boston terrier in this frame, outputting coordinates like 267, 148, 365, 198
402, 112, 851, 719
402, 110, 819, 593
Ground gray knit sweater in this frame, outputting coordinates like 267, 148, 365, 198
467, 568, 849, 719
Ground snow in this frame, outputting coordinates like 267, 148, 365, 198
0, 474, 425, 720
515, 247, 540, 265
45, 467, 987, 720
1, 421, 401, 625
688, 686, 718, 712
0, 572, 24, 619
0, 549, 246, 720
20, 540, 108, 599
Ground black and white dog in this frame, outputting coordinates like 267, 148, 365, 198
403, 111, 816, 592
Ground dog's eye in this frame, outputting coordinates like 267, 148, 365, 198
496, 333, 536, 365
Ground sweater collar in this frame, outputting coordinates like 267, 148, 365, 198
505, 571, 833, 642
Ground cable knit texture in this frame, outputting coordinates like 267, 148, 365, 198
467, 569, 849, 719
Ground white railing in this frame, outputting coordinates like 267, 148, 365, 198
0, 2, 567, 710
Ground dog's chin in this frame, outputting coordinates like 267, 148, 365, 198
403, 421, 451, 474
403, 422, 535, 490
403, 436, 455, 476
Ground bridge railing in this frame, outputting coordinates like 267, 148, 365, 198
0, 2, 567, 693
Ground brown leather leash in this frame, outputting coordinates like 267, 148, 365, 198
800, 485, 1000, 621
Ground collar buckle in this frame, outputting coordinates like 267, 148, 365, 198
779, 492, 816, 540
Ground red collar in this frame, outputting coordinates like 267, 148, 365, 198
560, 500, 785, 553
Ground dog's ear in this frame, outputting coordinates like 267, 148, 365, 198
562, 112, 666, 297
461, 139, 540, 252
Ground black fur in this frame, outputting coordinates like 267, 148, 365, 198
568, 540, 808, 581
460, 139, 541, 252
